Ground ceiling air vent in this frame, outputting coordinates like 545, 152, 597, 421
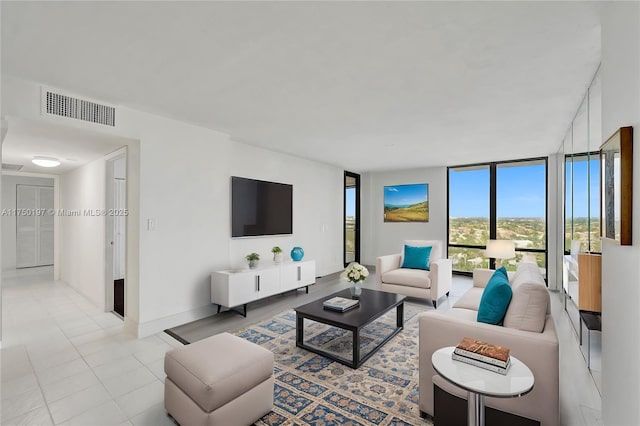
43, 89, 116, 127
2, 163, 24, 171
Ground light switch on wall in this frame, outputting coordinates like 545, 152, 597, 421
147, 219, 158, 231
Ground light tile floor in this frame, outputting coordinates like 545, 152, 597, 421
1, 268, 602, 425
1, 268, 182, 426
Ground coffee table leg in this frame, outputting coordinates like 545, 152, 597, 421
467, 391, 484, 426
396, 303, 404, 328
353, 328, 360, 368
296, 315, 304, 347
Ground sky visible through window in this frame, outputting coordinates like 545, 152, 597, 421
567, 157, 600, 218
346, 187, 355, 217
450, 164, 550, 218
449, 168, 489, 218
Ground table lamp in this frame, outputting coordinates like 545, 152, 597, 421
484, 239, 516, 269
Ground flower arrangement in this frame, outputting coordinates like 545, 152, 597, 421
341, 262, 369, 284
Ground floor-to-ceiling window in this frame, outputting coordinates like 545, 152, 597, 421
448, 166, 490, 272
565, 152, 601, 253
344, 172, 360, 265
496, 159, 547, 269
448, 158, 548, 275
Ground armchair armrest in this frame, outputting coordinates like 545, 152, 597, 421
429, 259, 452, 300
376, 254, 401, 286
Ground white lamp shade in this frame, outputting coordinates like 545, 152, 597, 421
484, 240, 516, 259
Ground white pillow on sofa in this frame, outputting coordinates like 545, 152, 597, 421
503, 263, 549, 333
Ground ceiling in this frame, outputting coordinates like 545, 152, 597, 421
2, 117, 128, 175
1, 1, 601, 172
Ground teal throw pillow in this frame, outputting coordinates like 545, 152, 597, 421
401, 245, 432, 270
493, 266, 508, 281
477, 267, 512, 325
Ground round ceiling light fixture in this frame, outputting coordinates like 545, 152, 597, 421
32, 156, 61, 168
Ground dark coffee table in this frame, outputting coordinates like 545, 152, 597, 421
294, 288, 406, 368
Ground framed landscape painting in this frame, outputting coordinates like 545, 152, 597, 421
384, 183, 429, 222
600, 126, 633, 245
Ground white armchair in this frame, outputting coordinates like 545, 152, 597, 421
376, 240, 452, 308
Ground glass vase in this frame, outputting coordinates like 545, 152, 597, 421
349, 280, 363, 299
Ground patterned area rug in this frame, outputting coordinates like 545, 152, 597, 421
232, 303, 432, 426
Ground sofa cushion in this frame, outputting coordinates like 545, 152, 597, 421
477, 269, 512, 325
401, 245, 432, 270
452, 287, 484, 311
504, 263, 550, 332
443, 307, 478, 322
381, 268, 431, 289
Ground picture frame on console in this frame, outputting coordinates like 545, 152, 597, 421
600, 126, 633, 245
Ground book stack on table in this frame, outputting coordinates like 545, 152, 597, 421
323, 296, 359, 312
452, 337, 511, 375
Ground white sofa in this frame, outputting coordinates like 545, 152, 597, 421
418, 262, 559, 426
376, 240, 452, 308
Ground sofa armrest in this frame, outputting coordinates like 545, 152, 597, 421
472, 268, 493, 287
375, 254, 401, 286
419, 311, 559, 425
429, 259, 452, 301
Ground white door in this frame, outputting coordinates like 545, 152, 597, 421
16, 185, 54, 268
113, 178, 126, 280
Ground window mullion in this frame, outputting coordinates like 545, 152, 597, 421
489, 163, 497, 269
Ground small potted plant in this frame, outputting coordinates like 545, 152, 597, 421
271, 246, 283, 263
246, 253, 260, 269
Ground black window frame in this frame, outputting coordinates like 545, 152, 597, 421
344, 171, 360, 266
447, 157, 548, 277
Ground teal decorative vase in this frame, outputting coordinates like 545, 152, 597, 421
291, 246, 304, 261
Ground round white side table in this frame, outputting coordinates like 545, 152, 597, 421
431, 346, 534, 426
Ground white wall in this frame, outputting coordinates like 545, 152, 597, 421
1, 175, 54, 271
361, 167, 447, 265
1, 75, 345, 337
117, 107, 344, 335
229, 142, 344, 276
59, 158, 107, 308
600, 3, 640, 425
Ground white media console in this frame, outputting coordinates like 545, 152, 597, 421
211, 260, 316, 316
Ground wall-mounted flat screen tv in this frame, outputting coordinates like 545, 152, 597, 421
231, 176, 293, 237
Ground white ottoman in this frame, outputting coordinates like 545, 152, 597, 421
164, 332, 274, 426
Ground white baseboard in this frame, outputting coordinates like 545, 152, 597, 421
125, 305, 218, 339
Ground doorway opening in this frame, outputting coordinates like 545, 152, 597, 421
106, 153, 127, 317
344, 171, 360, 266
